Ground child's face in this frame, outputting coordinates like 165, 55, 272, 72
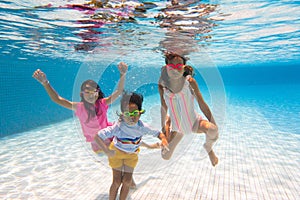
81, 84, 99, 104
166, 56, 184, 79
122, 103, 141, 126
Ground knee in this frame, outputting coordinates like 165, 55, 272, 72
122, 177, 132, 188
112, 178, 122, 188
208, 124, 219, 140
162, 152, 172, 160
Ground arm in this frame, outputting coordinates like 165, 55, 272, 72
104, 62, 128, 105
94, 125, 116, 157
159, 84, 169, 133
158, 132, 169, 151
94, 135, 115, 157
140, 141, 160, 149
32, 69, 76, 110
188, 77, 217, 126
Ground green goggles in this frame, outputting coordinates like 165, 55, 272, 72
123, 109, 145, 117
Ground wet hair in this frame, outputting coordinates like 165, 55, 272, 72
183, 65, 194, 77
120, 91, 144, 112
164, 52, 187, 65
159, 60, 195, 89
80, 80, 105, 123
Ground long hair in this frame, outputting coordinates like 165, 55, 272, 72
80, 80, 105, 123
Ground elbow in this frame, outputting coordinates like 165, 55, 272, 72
93, 135, 100, 145
51, 96, 63, 104
117, 89, 123, 96
94, 134, 99, 142
51, 98, 61, 105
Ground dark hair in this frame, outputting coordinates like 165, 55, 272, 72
164, 52, 187, 65
120, 92, 144, 112
80, 80, 105, 123
183, 65, 194, 77
159, 64, 195, 92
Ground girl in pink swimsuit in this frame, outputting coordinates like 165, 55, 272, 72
33, 62, 145, 188
159, 52, 219, 166
33, 62, 128, 153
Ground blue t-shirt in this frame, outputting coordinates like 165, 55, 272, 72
98, 120, 160, 153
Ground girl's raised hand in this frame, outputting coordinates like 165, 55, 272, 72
117, 62, 128, 75
32, 69, 49, 85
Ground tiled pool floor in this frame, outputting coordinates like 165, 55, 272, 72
1, 105, 299, 199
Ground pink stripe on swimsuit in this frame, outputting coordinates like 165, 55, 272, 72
163, 77, 201, 134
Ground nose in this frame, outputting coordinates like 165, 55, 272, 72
129, 115, 137, 121
87, 94, 94, 98
89, 92, 97, 97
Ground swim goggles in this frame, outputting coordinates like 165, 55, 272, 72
123, 109, 145, 117
81, 89, 99, 96
166, 63, 184, 71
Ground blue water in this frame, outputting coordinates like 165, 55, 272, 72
1, 0, 299, 136
0, 0, 299, 199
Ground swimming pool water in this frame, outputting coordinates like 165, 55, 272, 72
1, 0, 299, 199
1, 93, 299, 199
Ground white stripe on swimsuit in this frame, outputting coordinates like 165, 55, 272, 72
163, 77, 200, 134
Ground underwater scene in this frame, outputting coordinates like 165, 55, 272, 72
0, 0, 299, 199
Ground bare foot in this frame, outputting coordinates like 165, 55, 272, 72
208, 150, 218, 167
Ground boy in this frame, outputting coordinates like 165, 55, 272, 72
94, 92, 169, 200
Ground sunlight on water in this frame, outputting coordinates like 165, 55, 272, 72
0, 0, 299, 65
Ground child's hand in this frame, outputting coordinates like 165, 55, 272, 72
163, 115, 171, 140
161, 138, 169, 152
118, 62, 128, 75
106, 149, 116, 157
32, 69, 49, 85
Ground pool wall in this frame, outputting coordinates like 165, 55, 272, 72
1, 51, 299, 137
0, 53, 80, 137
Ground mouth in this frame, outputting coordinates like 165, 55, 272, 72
126, 119, 136, 125
86, 98, 96, 103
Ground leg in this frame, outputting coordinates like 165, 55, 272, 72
119, 166, 134, 200
130, 177, 137, 189
121, 170, 136, 189
109, 168, 122, 200
161, 130, 183, 160
196, 120, 219, 166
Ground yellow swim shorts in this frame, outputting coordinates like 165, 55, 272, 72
108, 143, 139, 169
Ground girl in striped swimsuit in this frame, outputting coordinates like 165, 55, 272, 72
159, 52, 219, 166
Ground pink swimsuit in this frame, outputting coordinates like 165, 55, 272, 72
75, 98, 112, 152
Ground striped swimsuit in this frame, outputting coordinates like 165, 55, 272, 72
163, 77, 201, 134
